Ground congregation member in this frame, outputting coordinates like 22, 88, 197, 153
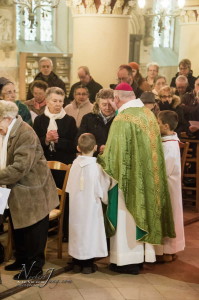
152, 75, 167, 100
181, 76, 199, 122
33, 87, 77, 242
140, 91, 159, 117
0, 77, 31, 125
78, 88, 115, 154
67, 66, 102, 104
26, 57, 67, 103
175, 75, 192, 98
145, 62, 159, 89
128, 62, 151, 91
170, 59, 196, 90
0, 100, 58, 280
98, 83, 175, 275
158, 86, 188, 136
33, 87, 77, 186
66, 133, 110, 274
64, 85, 93, 128
110, 64, 143, 98
25, 80, 48, 122
156, 111, 185, 262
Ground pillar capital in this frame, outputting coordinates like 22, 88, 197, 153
66, 0, 136, 16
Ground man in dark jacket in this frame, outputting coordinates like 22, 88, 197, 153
170, 59, 196, 90
67, 66, 102, 104
110, 64, 143, 99
26, 57, 66, 101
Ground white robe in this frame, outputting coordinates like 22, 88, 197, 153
110, 100, 156, 265
66, 156, 109, 260
155, 133, 185, 255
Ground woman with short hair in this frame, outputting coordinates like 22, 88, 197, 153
0, 100, 58, 280
78, 88, 115, 154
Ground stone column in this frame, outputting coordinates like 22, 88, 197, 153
66, 0, 136, 87
179, 1, 199, 75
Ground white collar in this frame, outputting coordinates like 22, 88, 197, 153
161, 133, 179, 142
76, 156, 97, 168
118, 99, 144, 113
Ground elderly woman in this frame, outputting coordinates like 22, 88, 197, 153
0, 77, 31, 125
152, 75, 167, 100
78, 88, 115, 154
145, 62, 159, 89
64, 85, 93, 128
33, 87, 77, 172
158, 86, 188, 136
0, 100, 58, 280
25, 80, 48, 121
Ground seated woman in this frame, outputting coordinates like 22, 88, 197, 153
0, 77, 31, 125
25, 80, 48, 122
78, 88, 115, 154
152, 75, 167, 100
158, 86, 189, 136
0, 100, 58, 280
64, 85, 93, 128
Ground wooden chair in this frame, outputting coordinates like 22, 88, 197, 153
47, 161, 71, 259
179, 141, 190, 179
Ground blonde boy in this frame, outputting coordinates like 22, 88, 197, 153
66, 133, 110, 274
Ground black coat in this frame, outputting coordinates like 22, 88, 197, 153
77, 113, 114, 154
170, 71, 196, 90
27, 72, 66, 100
110, 81, 143, 99
33, 114, 77, 164
68, 78, 102, 104
158, 97, 189, 136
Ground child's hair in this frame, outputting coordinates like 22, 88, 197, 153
78, 133, 96, 154
158, 110, 178, 130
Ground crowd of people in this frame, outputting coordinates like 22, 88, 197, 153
0, 56, 198, 279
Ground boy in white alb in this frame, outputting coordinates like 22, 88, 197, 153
66, 133, 110, 274
156, 110, 185, 262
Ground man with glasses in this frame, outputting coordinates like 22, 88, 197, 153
68, 66, 102, 104
110, 65, 143, 98
170, 59, 196, 90
64, 85, 93, 127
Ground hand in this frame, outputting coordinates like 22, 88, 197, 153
46, 130, 59, 142
189, 125, 199, 133
99, 145, 105, 153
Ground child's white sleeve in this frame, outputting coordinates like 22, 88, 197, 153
98, 167, 111, 205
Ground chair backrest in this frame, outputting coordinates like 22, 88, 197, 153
179, 142, 189, 178
47, 161, 71, 211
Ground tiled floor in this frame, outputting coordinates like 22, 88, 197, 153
0, 207, 199, 300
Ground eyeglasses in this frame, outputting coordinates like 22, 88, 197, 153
75, 93, 88, 96
160, 95, 172, 99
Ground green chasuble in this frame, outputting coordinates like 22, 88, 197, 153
98, 106, 176, 245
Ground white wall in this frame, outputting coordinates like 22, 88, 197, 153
71, 15, 130, 88
179, 23, 199, 77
